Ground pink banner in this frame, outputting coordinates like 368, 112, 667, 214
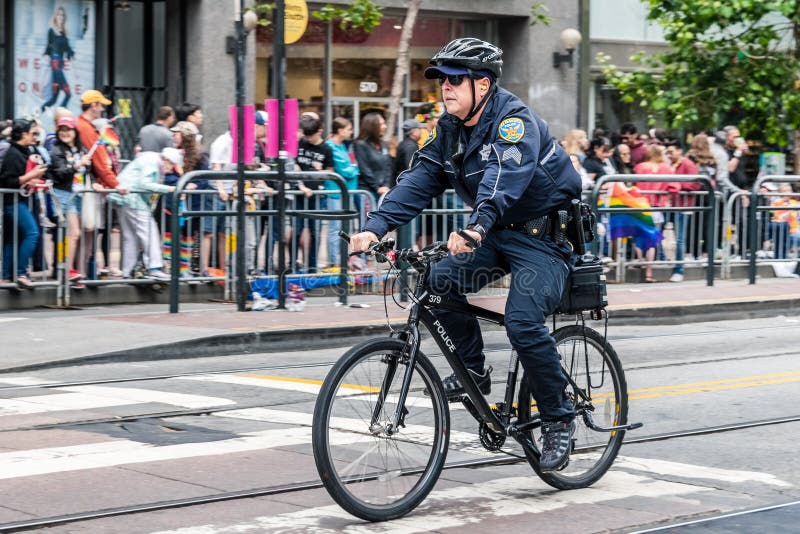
264, 99, 300, 158
265, 99, 279, 159
284, 99, 299, 157
229, 104, 255, 164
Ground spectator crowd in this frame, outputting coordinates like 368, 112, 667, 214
0, 90, 793, 291
0, 90, 438, 290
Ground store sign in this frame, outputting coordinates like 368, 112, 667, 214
284, 0, 308, 45
359, 81, 378, 93
14, 0, 96, 132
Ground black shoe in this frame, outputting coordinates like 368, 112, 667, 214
426, 367, 492, 401
539, 419, 575, 472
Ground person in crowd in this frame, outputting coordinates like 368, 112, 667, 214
77, 89, 126, 278
620, 122, 648, 165
48, 116, 98, 282
137, 106, 175, 153
687, 133, 718, 182
0, 120, 12, 140
393, 119, 423, 186
724, 125, 749, 190
0, 119, 47, 288
108, 150, 177, 280
175, 102, 204, 128
612, 143, 634, 175
295, 114, 333, 273
581, 136, 617, 186
561, 129, 590, 162
415, 103, 440, 149
209, 111, 267, 274
323, 117, 359, 269
171, 120, 211, 275
350, 37, 581, 471
353, 112, 392, 210
633, 144, 677, 282
768, 183, 800, 259
663, 138, 701, 282
44, 107, 74, 151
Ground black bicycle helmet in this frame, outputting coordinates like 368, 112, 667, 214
426, 38, 503, 80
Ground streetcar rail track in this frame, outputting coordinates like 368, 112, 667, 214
1, 319, 798, 392
0, 414, 798, 532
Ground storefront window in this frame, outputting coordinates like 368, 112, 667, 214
257, 15, 462, 104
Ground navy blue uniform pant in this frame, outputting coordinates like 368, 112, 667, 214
426, 228, 574, 422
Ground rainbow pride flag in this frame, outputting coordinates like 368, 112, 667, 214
602, 182, 663, 251
98, 127, 120, 146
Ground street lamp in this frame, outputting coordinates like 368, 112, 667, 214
553, 28, 582, 68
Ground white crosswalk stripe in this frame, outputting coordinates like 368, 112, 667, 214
0, 385, 235, 416
147, 467, 774, 534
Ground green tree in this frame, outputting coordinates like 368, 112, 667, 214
599, 0, 800, 147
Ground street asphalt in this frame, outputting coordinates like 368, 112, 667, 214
1, 277, 799, 373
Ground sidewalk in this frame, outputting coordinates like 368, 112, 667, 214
1, 277, 799, 373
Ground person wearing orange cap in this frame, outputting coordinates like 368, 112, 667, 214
76, 90, 124, 192
76, 89, 127, 278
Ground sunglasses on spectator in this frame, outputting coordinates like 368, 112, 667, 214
437, 74, 470, 87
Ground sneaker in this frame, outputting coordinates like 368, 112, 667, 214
427, 367, 492, 401
68, 269, 84, 283
16, 275, 34, 289
147, 269, 170, 281
39, 216, 56, 229
540, 419, 576, 472
70, 282, 86, 290
669, 273, 684, 283
104, 266, 124, 278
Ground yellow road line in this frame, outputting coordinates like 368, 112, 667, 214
238, 370, 800, 401
242, 373, 379, 393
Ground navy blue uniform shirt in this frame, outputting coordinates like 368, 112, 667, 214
363, 87, 581, 239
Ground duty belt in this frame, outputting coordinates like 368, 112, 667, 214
502, 211, 569, 246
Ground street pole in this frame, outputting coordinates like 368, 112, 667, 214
274, 0, 287, 309
235, 0, 247, 311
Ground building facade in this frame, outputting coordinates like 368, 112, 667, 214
1, 1, 661, 155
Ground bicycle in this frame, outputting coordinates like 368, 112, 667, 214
312, 219, 642, 522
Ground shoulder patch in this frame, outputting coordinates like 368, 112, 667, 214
422, 126, 437, 148
498, 117, 525, 143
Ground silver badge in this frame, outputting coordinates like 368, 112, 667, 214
502, 146, 522, 165
480, 143, 492, 162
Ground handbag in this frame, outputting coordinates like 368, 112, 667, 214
81, 190, 97, 231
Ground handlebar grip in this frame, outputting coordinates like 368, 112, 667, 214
338, 231, 351, 243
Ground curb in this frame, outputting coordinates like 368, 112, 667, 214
2, 297, 798, 374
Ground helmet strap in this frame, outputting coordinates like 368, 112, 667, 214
459, 68, 496, 125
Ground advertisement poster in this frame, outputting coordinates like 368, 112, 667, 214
14, 1, 96, 132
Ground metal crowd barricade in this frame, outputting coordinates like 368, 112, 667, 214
591, 174, 717, 286
169, 170, 358, 313
0, 187, 65, 297
748, 175, 800, 284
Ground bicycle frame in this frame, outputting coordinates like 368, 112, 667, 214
379, 260, 544, 459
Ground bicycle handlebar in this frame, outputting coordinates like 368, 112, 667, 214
339, 231, 449, 264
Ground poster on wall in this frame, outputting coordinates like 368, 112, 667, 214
14, 0, 96, 132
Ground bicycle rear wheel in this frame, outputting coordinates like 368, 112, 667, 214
518, 324, 628, 489
312, 337, 450, 521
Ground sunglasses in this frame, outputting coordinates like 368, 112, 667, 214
437, 74, 469, 87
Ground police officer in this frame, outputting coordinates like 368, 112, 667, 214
348, 38, 581, 471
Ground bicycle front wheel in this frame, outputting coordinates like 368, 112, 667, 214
312, 338, 450, 521
518, 325, 628, 489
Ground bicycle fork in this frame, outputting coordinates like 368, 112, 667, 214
370, 325, 421, 436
